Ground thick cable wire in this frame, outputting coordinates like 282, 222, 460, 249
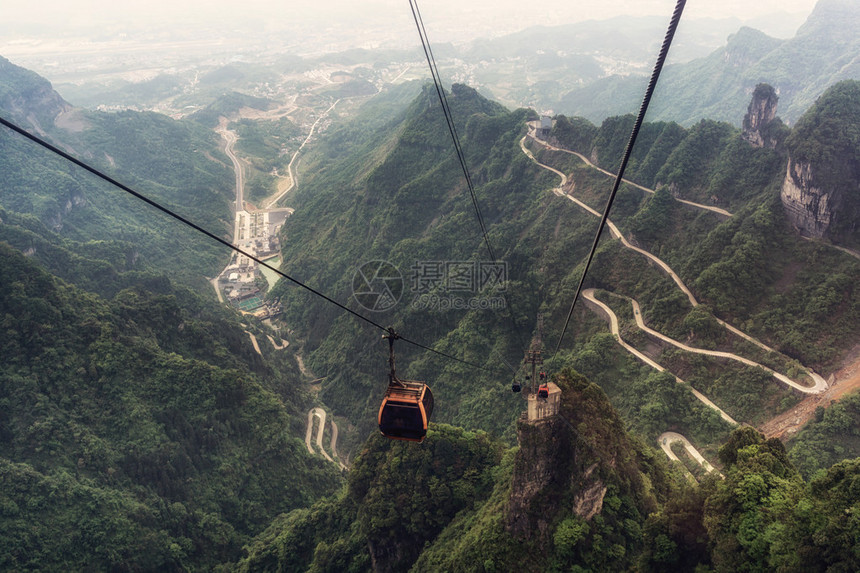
408, 0, 490, 258
408, 0, 530, 355
0, 115, 506, 377
554, 0, 687, 354
492, 348, 518, 375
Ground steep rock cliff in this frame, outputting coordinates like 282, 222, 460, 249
781, 158, 833, 238
742, 83, 779, 149
0, 56, 71, 132
781, 80, 860, 243
505, 370, 663, 551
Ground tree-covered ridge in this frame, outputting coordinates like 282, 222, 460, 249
556, 0, 860, 126
237, 423, 503, 572
269, 83, 552, 445
238, 370, 674, 572
237, 369, 860, 572
0, 241, 342, 570
3, 48, 860, 570
786, 80, 860, 172
0, 60, 235, 286
637, 425, 860, 572
547, 93, 860, 372
788, 391, 860, 479
550, 111, 785, 209
261, 79, 860, 482
0, 55, 70, 129
784, 79, 860, 245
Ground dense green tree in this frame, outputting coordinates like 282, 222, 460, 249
788, 391, 860, 478
0, 242, 341, 569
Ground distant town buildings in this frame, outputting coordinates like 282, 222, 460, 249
216, 206, 292, 316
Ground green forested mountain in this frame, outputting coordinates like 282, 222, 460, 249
3, 45, 860, 570
239, 371, 676, 572
238, 373, 860, 572
0, 55, 234, 287
245, 75, 860, 567
557, 0, 860, 126
550, 84, 860, 369
1, 58, 344, 569
270, 82, 554, 444
271, 78, 859, 447
0, 234, 341, 570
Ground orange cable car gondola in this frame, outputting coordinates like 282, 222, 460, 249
378, 329, 434, 442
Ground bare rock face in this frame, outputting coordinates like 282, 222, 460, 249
780, 159, 833, 238
0, 56, 72, 131
781, 81, 860, 244
505, 416, 582, 545
505, 372, 656, 550
743, 84, 779, 149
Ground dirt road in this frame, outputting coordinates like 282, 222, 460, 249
521, 129, 826, 393
628, 298, 826, 394
761, 354, 860, 438
216, 119, 244, 212
526, 126, 732, 218
262, 99, 341, 209
659, 431, 721, 477
305, 407, 347, 469
245, 331, 262, 356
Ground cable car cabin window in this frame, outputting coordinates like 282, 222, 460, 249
378, 382, 433, 442
379, 401, 425, 441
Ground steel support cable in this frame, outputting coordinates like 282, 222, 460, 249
0, 115, 506, 377
411, 1, 491, 258
408, 0, 530, 357
554, 0, 687, 354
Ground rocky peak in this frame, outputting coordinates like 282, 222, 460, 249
796, 0, 860, 44
742, 83, 779, 149
505, 370, 658, 548
781, 80, 860, 244
722, 27, 782, 69
0, 55, 72, 133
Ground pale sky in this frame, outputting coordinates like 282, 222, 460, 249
0, 0, 823, 67
1, 0, 821, 33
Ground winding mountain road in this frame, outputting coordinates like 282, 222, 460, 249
659, 431, 721, 478
520, 130, 827, 394
305, 407, 334, 462
628, 298, 826, 393
802, 236, 860, 261
583, 289, 738, 425
245, 331, 262, 356
526, 125, 733, 218
305, 407, 347, 470
267, 334, 289, 349
304, 409, 316, 454
262, 99, 341, 209
525, 123, 835, 469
